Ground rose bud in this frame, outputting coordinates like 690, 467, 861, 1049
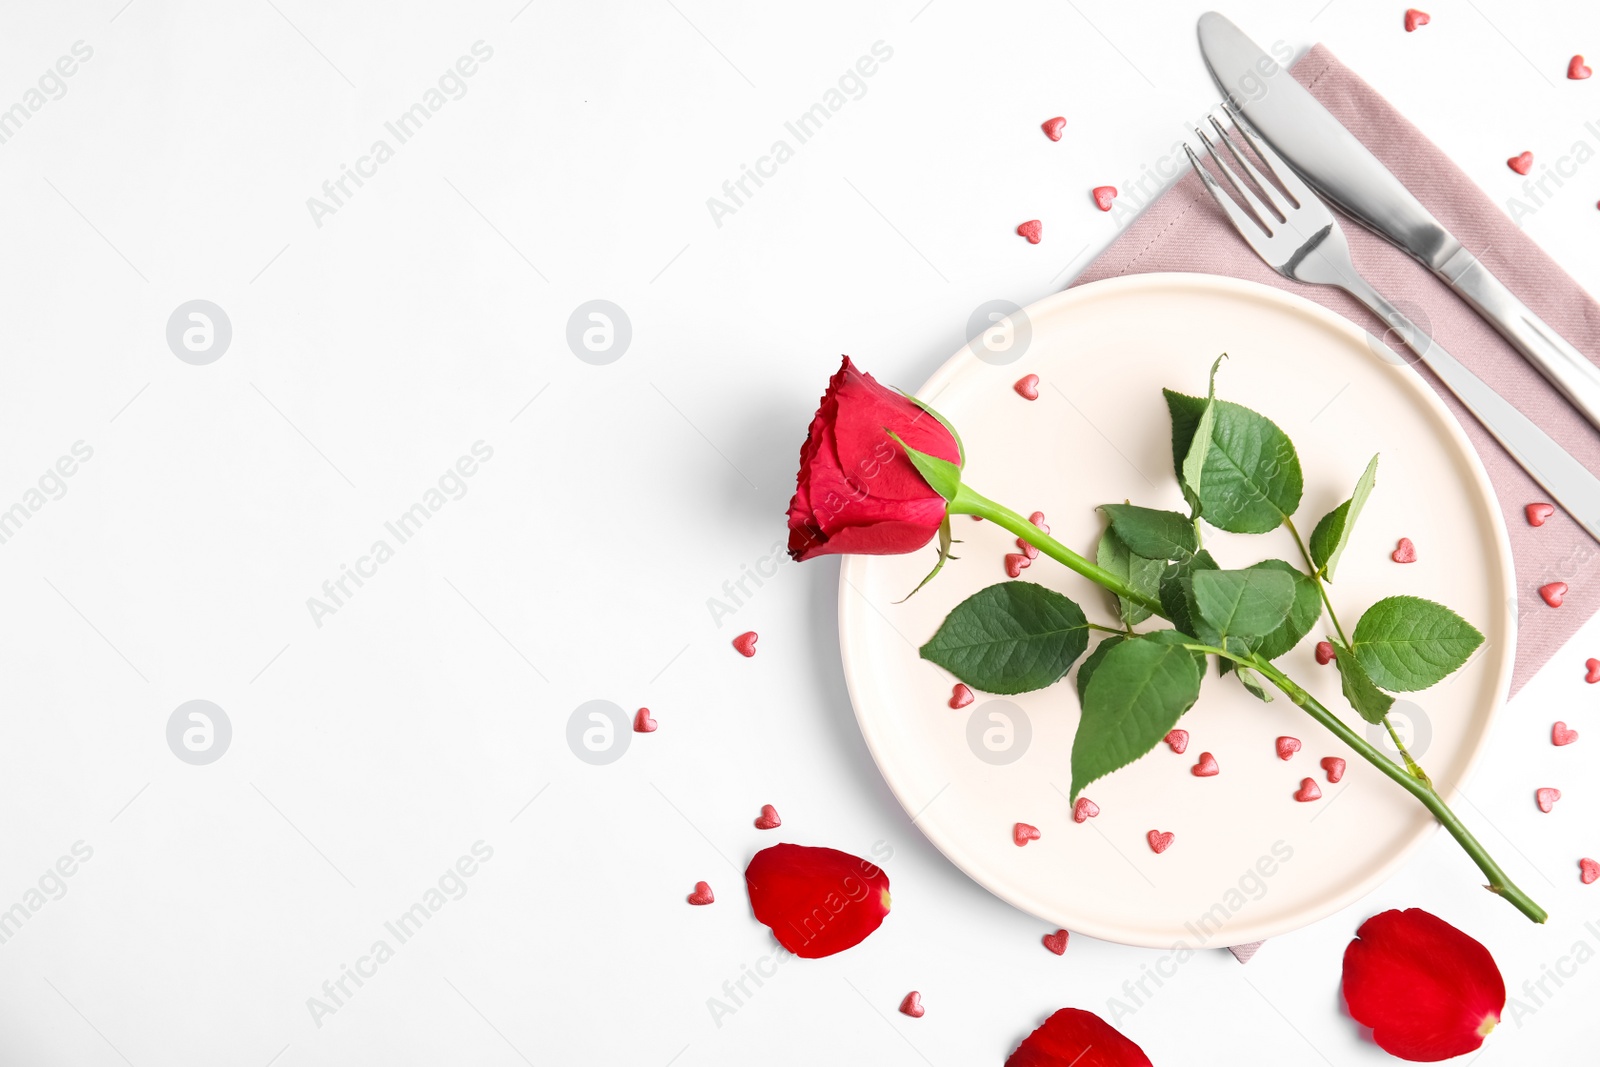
1006, 1007, 1153, 1067
1342, 908, 1506, 1061
787, 356, 962, 562
744, 843, 891, 959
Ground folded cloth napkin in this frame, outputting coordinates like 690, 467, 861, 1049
1074, 44, 1600, 695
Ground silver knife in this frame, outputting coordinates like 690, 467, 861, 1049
1198, 11, 1600, 434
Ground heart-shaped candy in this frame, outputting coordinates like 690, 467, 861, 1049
755, 804, 782, 829
1321, 756, 1346, 783
1004, 552, 1031, 578
633, 707, 657, 733
1392, 537, 1417, 563
1072, 797, 1099, 823
899, 991, 925, 1017
687, 881, 715, 905
1013, 822, 1041, 846
1553, 722, 1580, 747
1540, 582, 1568, 608
1014, 373, 1040, 400
1016, 537, 1040, 559
1570, 55, 1592, 80
1016, 219, 1043, 244
1526, 502, 1555, 526
1029, 511, 1050, 533
1092, 186, 1118, 211
1191, 752, 1220, 777
1508, 151, 1534, 175
1294, 778, 1322, 802
1536, 787, 1561, 813
1147, 829, 1174, 854
1586, 658, 1600, 684
1582, 858, 1600, 885
949, 683, 975, 709
1042, 929, 1070, 955
1404, 8, 1430, 31
1315, 641, 1335, 665
733, 631, 758, 657
1276, 736, 1302, 760
1041, 116, 1067, 141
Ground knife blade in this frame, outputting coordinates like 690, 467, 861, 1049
1197, 11, 1600, 434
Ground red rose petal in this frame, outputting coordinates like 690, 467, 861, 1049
1072, 797, 1099, 823
899, 990, 925, 1018
744, 843, 890, 958
1294, 778, 1322, 802
1587, 658, 1600, 684
949, 683, 975, 709
1041, 929, 1069, 955
1013, 822, 1041, 847
1191, 751, 1219, 777
1552, 722, 1579, 746
1508, 151, 1533, 175
1342, 908, 1505, 1062
1276, 736, 1302, 760
1540, 581, 1567, 608
1404, 8, 1430, 31
1315, 640, 1335, 665
1164, 728, 1189, 754
1016, 219, 1043, 244
1536, 787, 1561, 813
1005, 1007, 1153, 1067
1092, 186, 1117, 211
1525, 502, 1555, 526
1004, 552, 1031, 578
755, 804, 782, 830
1147, 830, 1174, 854
1570, 55, 1592, 80
1014, 373, 1040, 400
1041, 116, 1067, 141
688, 881, 715, 905
1321, 756, 1346, 783
1581, 858, 1600, 885
1392, 537, 1417, 563
633, 707, 657, 733
733, 631, 759, 657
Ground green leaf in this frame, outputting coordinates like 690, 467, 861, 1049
889, 432, 961, 502
1351, 596, 1485, 692
1236, 666, 1273, 703
1075, 635, 1124, 706
1246, 560, 1323, 662
1192, 568, 1297, 641
897, 390, 966, 468
1140, 627, 1209, 676
1071, 634, 1203, 799
1193, 401, 1304, 534
920, 581, 1090, 695
1099, 504, 1197, 561
1333, 640, 1395, 723
1163, 389, 1207, 517
1309, 455, 1378, 581
1158, 550, 1218, 638
1096, 527, 1162, 627
1180, 355, 1226, 506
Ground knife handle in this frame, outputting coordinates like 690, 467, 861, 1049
1343, 275, 1600, 544
1437, 248, 1600, 433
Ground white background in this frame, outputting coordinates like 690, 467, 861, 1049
0, 0, 1596, 1063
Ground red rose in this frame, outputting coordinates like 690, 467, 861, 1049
787, 357, 961, 561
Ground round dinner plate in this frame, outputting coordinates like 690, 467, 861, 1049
838, 272, 1515, 949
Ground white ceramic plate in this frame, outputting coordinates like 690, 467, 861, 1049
838, 273, 1515, 948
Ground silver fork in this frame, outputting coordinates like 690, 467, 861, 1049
1186, 106, 1600, 544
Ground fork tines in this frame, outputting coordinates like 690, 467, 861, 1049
1185, 104, 1319, 237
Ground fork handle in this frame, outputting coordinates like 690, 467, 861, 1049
1341, 276, 1600, 544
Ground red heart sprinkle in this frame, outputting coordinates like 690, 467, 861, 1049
1164, 728, 1189, 754
1552, 722, 1580, 746
733, 631, 758, 657
1191, 751, 1220, 777
1540, 581, 1568, 608
1147, 830, 1174, 854
1029, 511, 1051, 533
1508, 151, 1534, 175
1586, 658, 1600, 684
1392, 537, 1417, 563
1016, 219, 1043, 244
1004, 552, 1031, 578
1041, 116, 1067, 141
1570, 55, 1592, 80
1016, 537, 1040, 559
1013, 822, 1041, 846
1526, 502, 1556, 526
899, 991, 925, 1018
1042, 929, 1070, 955
1092, 185, 1118, 211
1294, 778, 1323, 802
633, 707, 657, 733
1014, 373, 1040, 400
949, 683, 975, 709
1404, 8, 1430, 31
687, 881, 715, 905
1315, 640, 1336, 665
1582, 858, 1600, 885
1276, 736, 1302, 760
1321, 756, 1346, 783
1536, 787, 1561, 813
754, 804, 782, 829
1073, 797, 1100, 823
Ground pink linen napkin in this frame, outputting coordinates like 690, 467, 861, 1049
1074, 44, 1600, 695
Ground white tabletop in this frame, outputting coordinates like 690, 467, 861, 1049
1, 0, 1596, 1063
